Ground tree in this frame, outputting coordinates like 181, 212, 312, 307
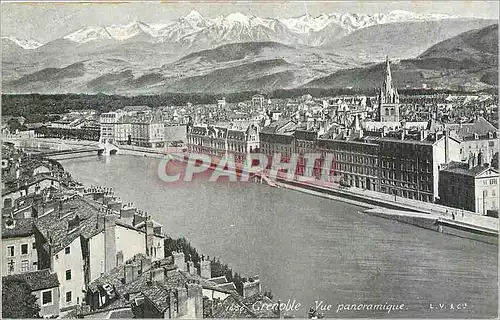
2, 277, 41, 318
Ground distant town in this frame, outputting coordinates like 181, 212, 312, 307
1, 53, 498, 320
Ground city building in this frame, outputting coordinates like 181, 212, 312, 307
2, 218, 38, 275
439, 154, 499, 214
376, 131, 461, 203
446, 117, 499, 163
2, 269, 60, 317
115, 116, 133, 145
130, 114, 165, 148
187, 124, 260, 162
99, 112, 121, 144
34, 192, 165, 309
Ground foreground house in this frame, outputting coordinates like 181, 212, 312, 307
3, 269, 60, 317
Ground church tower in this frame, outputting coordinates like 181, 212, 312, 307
379, 56, 400, 122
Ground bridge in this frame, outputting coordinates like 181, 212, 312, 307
38, 143, 119, 160
38, 147, 103, 160
2, 136, 120, 159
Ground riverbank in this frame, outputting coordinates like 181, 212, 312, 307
10, 137, 498, 241
102, 144, 500, 240
275, 176, 498, 238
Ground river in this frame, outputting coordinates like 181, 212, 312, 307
60, 154, 497, 318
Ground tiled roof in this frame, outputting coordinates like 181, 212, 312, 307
142, 285, 171, 312
227, 130, 246, 141
35, 196, 104, 254
2, 218, 35, 239
259, 132, 295, 144
441, 161, 496, 177
447, 117, 498, 140
212, 292, 281, 318
3, 269, 59, 291
212, 294, 255, 318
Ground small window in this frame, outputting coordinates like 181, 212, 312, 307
21, 260, 29, 272
65, 247, 70, 254
32, 243, 36, 250
66, 291, 72, 303
66, 269, 72, 280
21, 244, 28, 255
42, 290, 53, 305
6, 245, 15, 257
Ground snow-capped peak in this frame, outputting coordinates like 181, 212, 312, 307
184, 10, 204, 21
58, 10, 463, 46
64, 26, 113, 43
106, 21, 153, 40
225, 12, 251, 25
180, 10, 209, 28
2, 36, 43, 49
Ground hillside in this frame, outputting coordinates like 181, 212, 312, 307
333, 19, 497, 61
306, 24, 499, 90
165, 59, 296, 93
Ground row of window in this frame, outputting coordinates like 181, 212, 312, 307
41, 289, 74, 306
7, 259, 37, 274
6, 243, 35, 257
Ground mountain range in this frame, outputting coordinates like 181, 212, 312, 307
2, 10, 498, 94
306, 24, 498, 90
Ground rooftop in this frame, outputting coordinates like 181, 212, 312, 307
441, 161, 497, 177
3, 269, 59, 291
2, 218, 35, 239
447, 117, 498, 140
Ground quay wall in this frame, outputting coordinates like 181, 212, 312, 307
365, 210, 440, 232
10, 137, 498, 243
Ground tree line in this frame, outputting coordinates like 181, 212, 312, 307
164, 236, 272, 299
3, 88, 489, 120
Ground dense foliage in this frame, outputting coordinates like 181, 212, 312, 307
2, 88, 487, 120
164, 236, 247, 295
34, 126, 100, 141
2, 277, 41, 318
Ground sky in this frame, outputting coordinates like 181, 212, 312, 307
1, 1, 499, 43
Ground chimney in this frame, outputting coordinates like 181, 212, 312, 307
145, 217, 154, 257
124, 263, 134, 284
131, 263, 140, 281
107, 200, 122, 213
186, 283, 203, 318
104, 215, 117, 273
200, 258, 211, 279
177, 286, 188, 316
133, 211, 147, 226
169, 290, 179, 319
187, 261, 196, 275
141, 257, 152, 273
94, 191, 104, 203
172, 251, 186, 271
150, 267, 165, 283
120, 204, 136, 225
444, 128, 450, 164
243, 275, 262, 298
